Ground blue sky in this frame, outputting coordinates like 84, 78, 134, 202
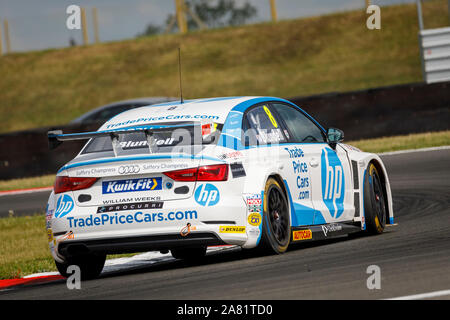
0, 0, 416, 52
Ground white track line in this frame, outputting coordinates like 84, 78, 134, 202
378, 145, 450, 156
385, 289, 450, 300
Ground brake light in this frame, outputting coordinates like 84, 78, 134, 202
197, 164, 228, 181
163, 167, 198, 182
163, 164, 228, 182
54, 176, 98, 194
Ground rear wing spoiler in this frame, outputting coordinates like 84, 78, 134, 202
48, 123, 202, 155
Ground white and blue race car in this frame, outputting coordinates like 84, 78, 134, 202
46, 96, 394, 279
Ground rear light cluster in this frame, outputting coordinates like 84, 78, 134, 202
54, 176, 98, 194
163, 164, 228, 182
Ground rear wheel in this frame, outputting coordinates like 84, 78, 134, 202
171, 246, 207, 260
55, 253, 106, 280
364, 163, 386, 234
258, 178, 290, 254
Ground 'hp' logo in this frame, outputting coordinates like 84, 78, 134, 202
55, 194, 74, 218
195, 184, 220, 206
321, 148, 345, 218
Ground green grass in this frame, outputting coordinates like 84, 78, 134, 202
348, 130, 450, 154
0, 215, 54, 279
0, 214, 140, 279
0, 174, 55, 192
0, 1, 448, 133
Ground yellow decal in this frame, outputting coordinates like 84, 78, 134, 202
263, 105, 278, 128
47, 229, 53, 243
247, 213, 262, 227
151, 178, 158, 190
293, 229, 312, 241
219, 226, 246, 233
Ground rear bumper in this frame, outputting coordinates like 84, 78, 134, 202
58, 232, 225, 257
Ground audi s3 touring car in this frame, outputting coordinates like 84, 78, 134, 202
46, 96, 394, 279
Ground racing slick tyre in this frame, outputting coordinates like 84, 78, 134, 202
55, 253, 106, 280
171, 246, 207, 260
363, 162, 387, 234
258, 178, 291, 254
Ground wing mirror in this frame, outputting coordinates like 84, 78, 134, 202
327, 128, 344, 149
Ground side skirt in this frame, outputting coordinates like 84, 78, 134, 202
290, 221, 361, 243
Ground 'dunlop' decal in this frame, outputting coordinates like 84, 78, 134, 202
321, 148, 345, 218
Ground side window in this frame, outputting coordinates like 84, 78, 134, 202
242, 104, 287, 146
271, 103, 326, 143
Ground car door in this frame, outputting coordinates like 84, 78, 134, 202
243, 103, 316, 227
270, 102, 354, 225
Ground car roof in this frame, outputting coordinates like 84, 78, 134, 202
99, 96, 266, 130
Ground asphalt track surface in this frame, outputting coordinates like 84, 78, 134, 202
0, 189, 51, 218
1, 148, 449, 299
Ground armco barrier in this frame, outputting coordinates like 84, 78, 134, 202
288, 81, 449, 140
0, 81, 449, 180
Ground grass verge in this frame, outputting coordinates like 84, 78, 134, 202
0, 174, 55, 192
0, 215, 54, 279
348, 130, 450, 154
0, 214, 138, 279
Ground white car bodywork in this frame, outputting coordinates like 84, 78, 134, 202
46, 96, 394, 263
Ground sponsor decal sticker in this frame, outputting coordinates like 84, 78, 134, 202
97, 201, 163, 213
67, 210, 198, 228
248, 213, 262, 226
321, 148, 345, 218
75, 167, 116, 176
219, 226, 246, 233
194, 183, 220, 206
102, 196, 161, 205
105, 114, 220, 129
55, 194, 74, 218
292, 229, 312, 241
102, 177, 162, 194
217, 151, 243, 160
230, 162, 246, 178
245, 194, 262, 213
47, 229, 53, 242
118, 165, 140, 174
321, 223, 343, 237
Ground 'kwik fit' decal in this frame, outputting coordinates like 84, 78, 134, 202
55, 194, 74, 218
102, 178, 162, 194
321, 148, 345, 218
194, 183, 220, 206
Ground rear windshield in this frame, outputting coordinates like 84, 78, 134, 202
81, 122, 223, 155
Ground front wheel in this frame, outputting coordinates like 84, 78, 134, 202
363, 163, 387, 234
258, 178, 291, 254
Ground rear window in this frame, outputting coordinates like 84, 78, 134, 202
81, 122, 223, 155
